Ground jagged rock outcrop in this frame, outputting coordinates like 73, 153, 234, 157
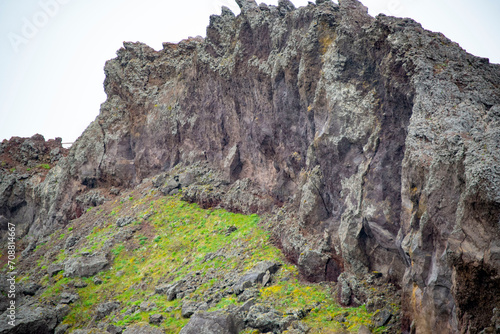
0, 135, 68, 243
1, 0, 500, 332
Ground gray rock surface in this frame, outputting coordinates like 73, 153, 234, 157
107, 324, 124, 334
47, 263, 64, 276
21, 282, 41, 296
1, 0, 499, 332
180, 310, 243, 334
116, 216, 134, 228
245, 304, 295, 333
64, 254, 109, 277
54, 323, 71, 334
64, 234, 79, 249
181, 301, 209, 318
59, 292, 79, 304
96, 301, 120, 320
122, 324, 165, 334
233, 261, 281, 294
0, 305, 58, 334
155, 280, 184, 301
148, 314, 163, 325
0, 135, 68, 243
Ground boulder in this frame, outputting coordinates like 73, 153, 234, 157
233, 261, 281, 294
181, 301, 208, 318
245, 304, 295, 333
155, 280, 184, 301
64, 235, 79, 249
297, 250, 330, 283
372, 309, 392, 328
116, 216, 134, 228
0, 305, 58, 334
64, 254, 109, 278
159, 178, 180, 195
180, 310, 243, 334
149, 314, 163, 325
96, 301, 120, 320
59, 292, 79, 304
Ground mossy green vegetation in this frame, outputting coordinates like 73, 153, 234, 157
39, 192, 381, 333
37, 163, 51, 170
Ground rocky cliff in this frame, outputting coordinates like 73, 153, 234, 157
1, 0, 500, 333
0, 135, 68, 243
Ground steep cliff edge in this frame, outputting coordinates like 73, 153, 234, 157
0, 135, 68, 243
1, 0, 500, 332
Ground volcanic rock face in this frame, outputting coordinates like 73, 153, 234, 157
1, 0, 500, 332
0, 135, 68, 242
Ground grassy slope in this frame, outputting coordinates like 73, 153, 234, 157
19, 185, 385, 333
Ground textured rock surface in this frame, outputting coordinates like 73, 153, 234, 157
0, 305, 58, 334
0, 135, 68, 243
121, 324, 164, 334
1, 0, 499, 333
180, 310, 243, 334
63, 254, 109, 278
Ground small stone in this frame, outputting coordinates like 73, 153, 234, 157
225, 225, 237, 236
110, 187, 120, 195
65, 235, 79, 249
60, 292, 79, 304
93, 276, 103, 285
116, 216, 134, 228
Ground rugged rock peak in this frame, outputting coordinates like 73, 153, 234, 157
0, 134, 67, 170
1, 1, 500, 333
278, 0, 295, 12
235, 0, 258, 12
221, 6, 236, 18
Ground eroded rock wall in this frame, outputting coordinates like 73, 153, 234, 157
2, 0, 500, 332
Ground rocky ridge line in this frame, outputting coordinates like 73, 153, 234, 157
1, 0, 500, 332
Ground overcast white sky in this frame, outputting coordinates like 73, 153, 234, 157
1, 0, 499, 144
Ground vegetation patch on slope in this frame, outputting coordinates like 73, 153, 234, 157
11, 180, 394, 333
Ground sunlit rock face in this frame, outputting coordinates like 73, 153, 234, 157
2, 0, 499, 332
